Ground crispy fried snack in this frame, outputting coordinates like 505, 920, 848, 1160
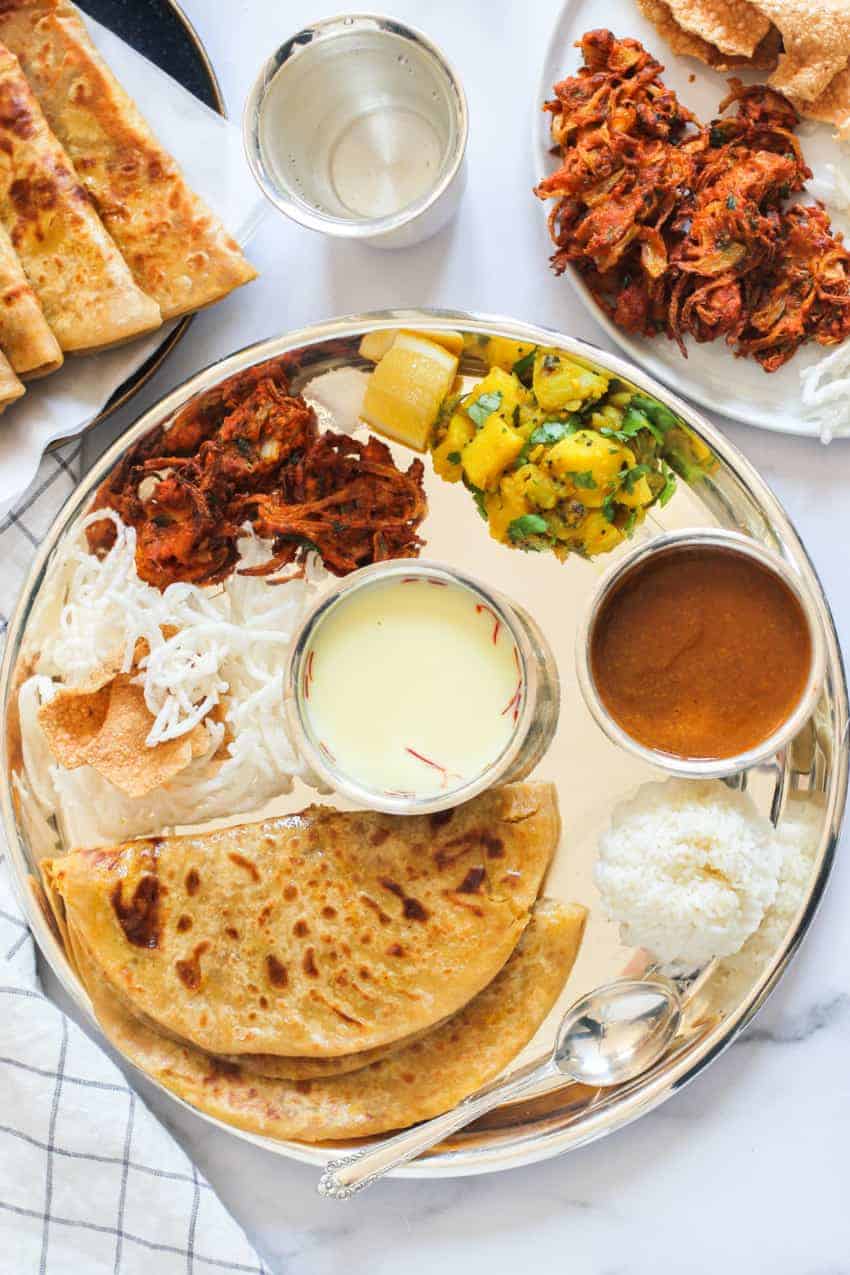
87, 368, 427, 588
536, 30, 850, 370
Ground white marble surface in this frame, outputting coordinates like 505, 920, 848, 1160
71, 0, 850, 1269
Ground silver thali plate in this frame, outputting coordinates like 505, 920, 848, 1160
1, 308, 846, 1177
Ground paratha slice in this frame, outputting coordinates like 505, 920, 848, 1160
43, 782, 560, 1059
0, 0, 257, 319
0, 220, 61, 376
0, 348, 23, 409
74, 899, 587, 1142
0, 42, 161, 352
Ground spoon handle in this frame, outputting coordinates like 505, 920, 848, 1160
317, 1055, 558, 1199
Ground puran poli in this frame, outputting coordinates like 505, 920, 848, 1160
0, 42, 161, 352
0, 0, 257, 319
663, 0, 770, 59
0, 347, 23, 409
43, 783, 560, 1059
73, 900, 587, 1142
0, 219, 60, 376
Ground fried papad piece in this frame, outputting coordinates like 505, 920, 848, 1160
0, 42, 161, 351
37, 641, 208, 798
755, 0, 850, 104
73, 899, 587, 1142
637, 0, 781, 69
42, 783, 560, 1059
0, 220, 60, 377
0, 0, 256, 319
791, 63, 850, 137
664, 0, 770, 58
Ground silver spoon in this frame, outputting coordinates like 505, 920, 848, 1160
317, 977, 681, 1199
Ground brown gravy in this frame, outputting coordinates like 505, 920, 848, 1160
590, 546, 812, 759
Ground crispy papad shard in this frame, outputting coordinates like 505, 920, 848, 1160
664, 0, 770, 58
0, 40, 161, 352
42, 783, 560, 1059
37, 654, 208, 798
0, 220, 60, 376
754, 0, 850, 103
792, 64, 850, 137
75, 900, 587, 1142
0, 347, 23, 408
637, 0, 780, 69
0, 0, 257, 319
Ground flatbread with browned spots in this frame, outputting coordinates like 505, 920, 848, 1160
72, 900, 586, 1141
41, 783, 560, 1059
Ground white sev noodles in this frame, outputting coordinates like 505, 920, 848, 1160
798, 161, 850, 443
18, 512, 325, 846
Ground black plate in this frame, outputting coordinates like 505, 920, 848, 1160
52, 0, 224, 444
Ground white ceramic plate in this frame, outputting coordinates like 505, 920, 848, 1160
535, 0, 849, 437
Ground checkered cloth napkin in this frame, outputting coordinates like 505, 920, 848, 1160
0, 448, 271, 1274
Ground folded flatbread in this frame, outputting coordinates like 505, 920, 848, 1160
0, 41, 161, 352
0, 219, 60, 375
43, 783, 560, 1058
0, 0, 257, 319
0, 346, 23, 408
71, 899, 587, 1141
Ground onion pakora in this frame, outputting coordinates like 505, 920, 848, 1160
536, 30, 850, 370
87, 367, 427, 589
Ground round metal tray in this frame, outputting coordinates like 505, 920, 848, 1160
2, 309, 846, 1178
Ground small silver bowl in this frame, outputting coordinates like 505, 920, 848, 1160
575, 527, 826, 779
243, 13, 468, 249
284, 560, 560, 815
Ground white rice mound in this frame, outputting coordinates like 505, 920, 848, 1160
594, 779, 782, 967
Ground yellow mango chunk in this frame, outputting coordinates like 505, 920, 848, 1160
359, 328, 464, 363
361, 333, 459, 451
533, 349, 609, 412
462, 414, 525, 491
432, 411, 475, 483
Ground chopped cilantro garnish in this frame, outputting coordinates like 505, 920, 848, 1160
467, 390, 503, 428
446, 451, 461, 465
601, 494, 616, 523
512, 348, 536, 381
629, 393, 678, 434
726, 194, 737, 210
621, 463, 651, 493
508, 513, 549, 541
624, 511, 638, 537
529, 417, 579, 446
657, 461, 677, 507
572, 470, 597, 489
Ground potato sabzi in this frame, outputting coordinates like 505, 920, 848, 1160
431, 340, 711, 559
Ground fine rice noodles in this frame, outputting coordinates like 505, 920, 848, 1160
18, 512, 324, 846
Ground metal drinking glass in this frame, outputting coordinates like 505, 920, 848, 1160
243, 13, 468, 248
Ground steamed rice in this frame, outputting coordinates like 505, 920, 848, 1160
595, 779, 782, 967
17, 513, 323, 847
